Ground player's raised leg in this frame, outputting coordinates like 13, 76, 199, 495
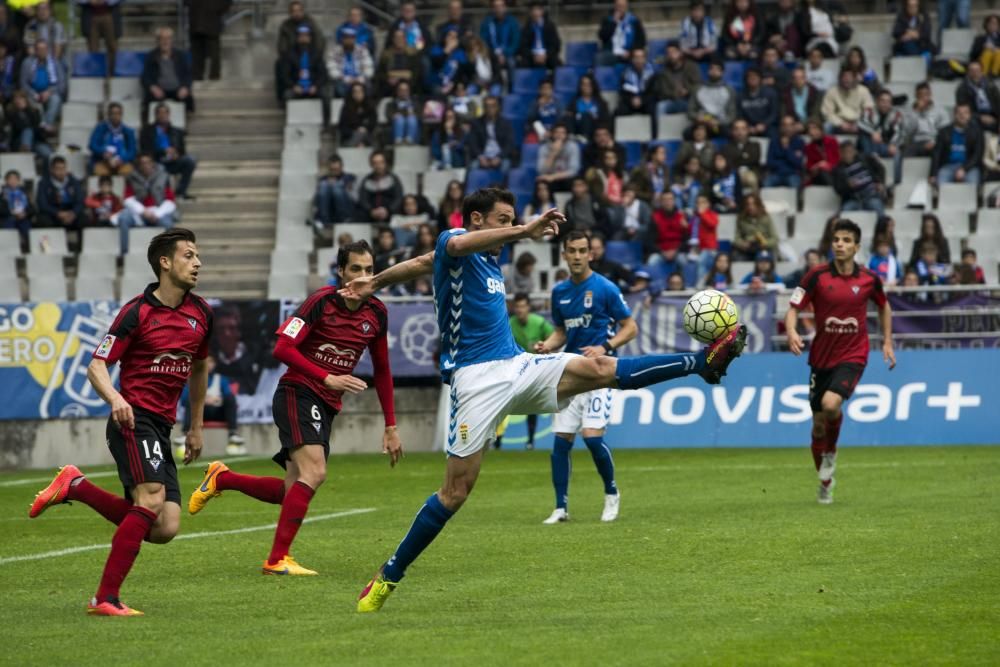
188, 460, 286, 514
29, 465, 131, 524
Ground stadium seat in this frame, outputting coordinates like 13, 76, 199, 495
74, 275, 115, 301
69, 77, 105, 104
929, 80, 958, 108
1, 153, 37, 183
273, 223, 313, 250
122, 253, 149, 277
600, 91, 619, 112
332, 223, 376, 244
120, 99, 141, 127
614, 115, 652, 142
851, 32, 893, 60
279, 173, 314, 200
284, 124, 321, 149
108, 77, 142, 102
793, 211, 831, 240
840, 210, 877, 233
595, 66, 621, 92
723, 61, 748, 92
554, 66, 588, 94
0, 277, 22, 301
270, 249, 310, 275
80, 228, 121, 256
26, 253, 65, 278
730, 261, 755, 282
58, 126, 92, 151
112, 50, 147, 77
422, 168, 465, 202
506, 167, 537, 193
656, 113, 689, 140
877, 155, 897, 184
281, 148, 320, 174
891, 179, 926, 210
501, 93, 531, 121
520, 143, 541, 169
28, 275, 66, 302
565, 41, 598, 68
61, 102, 99, 129
940, 29, 974, 58
337, 147, 372, 175
515, 240, 555, 270
750, 137, 769, 165
889, 56, 926, 83
28, 229, 68, 255
975, 208, 1000, 233
376, 96, 393, 124
938, 183, 978, 212
0, 229, 21, 255
315, 247, 338, 274
886, 208, 921, 230
86, 175, 125, 199
554, 191, 571, 210
647, 38, 669, 58
329, 98, 344, 126
513, 68, 547, 95
278, 196, 311, 225
466, 168, 504, 193
147, 100, 186, 129
128, 227, 162, 254
604, 241, 642, 268
396, 170, 418, 195
72, 51, 107, 77
0, 257, 17, 282
76, 253, 117, 279
802, 186, 840, 214
717, 213, 737, 241
760, 187, 798, 215
267, 273, 308, 300
932, 210, 971, 237
621, 141, 643, 169
393, 145, 431, 172
119, 271, 148, 300
286, 99, 323, 126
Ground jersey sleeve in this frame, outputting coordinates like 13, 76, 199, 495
607, 283, 632, 321
274, 289, 331, 343
868, 271, 887, 308
436, 228, 465, 263
93, 298, 142, 364
789, 268, 818, 310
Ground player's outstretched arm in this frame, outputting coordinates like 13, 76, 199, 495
87, 358, 134, 430
535, 326, 568, 354
184, 358, 209, 464
446, 208, 565, 257
341, 251, 435, 300
879, 301, 896, 370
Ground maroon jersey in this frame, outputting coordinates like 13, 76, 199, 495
93, 283, 213, 423
275, 287, 388, 411
789, 262, 886, 369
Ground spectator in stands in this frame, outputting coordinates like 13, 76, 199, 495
589, 233, 633, 288
652, 40, 701, 118
437, 179, 464, 231
704, 251, 734, 290
569, 74, 611, 141
410, 223, 436, 259
464, 34, 502, 94
671, 155, 705, 215
868, 234, 902, 285
674, 123, 715, 176
390, 194, 430, 246
615, 185, 652, 242
338, 82, 376, 147
582, 124, 626, 171
782, 68, 820, 135
618, 47, 655, 116
598, 0, 647, 66
740, 249, 784, 291
279, 25, 329, 122
185, 0, 232, 81
0, 41, 17, 104
313, 154, 356, 226
805, 117, 840, 185
376, 29, 424, 97
278, 1, 325, 56
436, 0, 474, 46
892, 0, 935, 56
387, 80, 420, 144
327, 26, 374, 98
721, 119, 761, 192
765, 114, 806, 189
903, 82, 949, 157
358, 151, 403, 224
783, 248, 821, 288
536, 121, 580, 192
8, 89, 50, 159
141, 103, 196, 200
961, 248, 986, 284
804, 46, 836, 92
374, 227, 406, 277
679, 0, 718, 63
337, 6, 375, 56
522, 179, 557, 223
563, 176, 607, 237
84, 175, 122, 227
36, 155, 85, 240
843, 46, 881, 96
468, 95, 515, 171
688, 58, 737, 137
971, 15, 1000, 77
765, 0, 803, 60
872, 214, 898, 257
900, 268, 924, 301
858, 90, 904, 180
628, 143, 668, 202
833, 140, 887, 214
586, 148, 626, 220
142, 27, 194, 113
930, 103, 982, 186
732, 192, 778, 260
710, 152, 741, 213
821, 67, 873, 134
649, 190, 688, 265
78, 0, 119, 75
505, 251, 537, 293
1, 169, 33, 253
956, 61, 1000, 134
447, 80, 479, 121
88, 102, 136, 176
431, 107, 468, 169
480, 0, 520, 87
116, 153, 177, 254
518, 0, 560, 70
909, 213, 951, 264
525, 79, 561, 141
20, 39, 64, 132
24, 3, 65, 61
429, 28, 466, 96
738, 67, 779, 137
721, 0, 766, 61
686, 193, 719, 286
759, 45, 791, 90
178, 354, 243, 454
912, 241, 951, 285
800, 0, 838, 57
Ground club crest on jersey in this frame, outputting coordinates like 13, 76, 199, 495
851, 285, 860, 295
149, 458, 163, 472
312, 422, 322, 433
459, 423, 469, 442
95, 334, 115, 359
362, 321, 371, 333
584, 291, 593, 308
188, 318, 197, 330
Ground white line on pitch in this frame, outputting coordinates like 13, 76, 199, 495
0, 507, 376, 565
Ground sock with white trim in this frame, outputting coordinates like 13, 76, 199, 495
614, 352, 706, 390
583, 437, 617, 496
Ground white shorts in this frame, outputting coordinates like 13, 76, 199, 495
552, 388, 614, 435
447, 352, 576, 457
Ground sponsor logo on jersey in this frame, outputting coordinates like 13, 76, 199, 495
789, 286, 806, 306
95, 334, 115, 359
150, 351, 193, 373
282, 317, 305, 339
563, 314, 593, 329
314, 342, 358, 368
559, 299, 571, 304
823, 316, 859, 334
584, 291, 593, 308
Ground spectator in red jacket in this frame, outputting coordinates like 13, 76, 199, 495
686, 192, 719, 284
804, 117, 839, 185
649, 190, 688, 264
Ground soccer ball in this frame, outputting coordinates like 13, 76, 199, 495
683, 289, 739, 344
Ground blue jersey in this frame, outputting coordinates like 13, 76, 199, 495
551, 272, 631, 354
434, 229, 522, 380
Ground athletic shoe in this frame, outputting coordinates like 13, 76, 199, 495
28, 465, 82, 518
357, 572, 397, 612
225, 443, 248, 456
601, 493, 621, 522
817, 479, 836, 505
187, 461, 229, 515
228, 433, 246, 445
700, 325, 748, 384
542, 508, 569, 524
262, 556, 318, 576
818, 452, 837, 483
87, 596, 143, 616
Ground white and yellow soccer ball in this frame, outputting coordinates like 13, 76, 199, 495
683, 289, 740, 344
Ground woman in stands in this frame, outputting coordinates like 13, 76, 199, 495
569, 73, 610, 141
339, 82, 377, 147
908, 213, 951, 265
436, 179, 464, 232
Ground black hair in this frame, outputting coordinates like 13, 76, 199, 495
513, 292, 531, 304
50, 156, 66, 167
107, 102, 122, 113
833, 218, 862, 244
147, 227, 196, 277
461, 187, 516, 228
328, 153, 342, 164
98, 175, 112, 186
562, 229, 590, 249
4, 169, 19, 179
337, 239, 374, 270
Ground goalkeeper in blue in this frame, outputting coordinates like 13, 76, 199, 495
341, 188, 747, 612
534, 231, 637, 524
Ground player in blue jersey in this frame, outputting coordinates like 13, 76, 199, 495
535, 231, 637, 524
342, 188, 747, 612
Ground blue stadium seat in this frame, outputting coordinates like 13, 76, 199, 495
554, 66, 588, 94
520, 143, 541, 168
595, 65, 622, 92
113, 50, 147, 77
511, 121, 525, 149
647, 38, 669, 58
644, 262, 674, 283
724, 61, 747, 92
621, 141, 643, 170
506, 167, 538, 193
502, 93, 530, 120
565, 41, 598, 68
649, 139, 682, 165
555, 90, 576, 108
466, 168, 504, 193
72, 52, 107, 77
511, 189, 532, 211
605, 241, 644, 268
698, 62, 710, 80
513, 68, 547, 95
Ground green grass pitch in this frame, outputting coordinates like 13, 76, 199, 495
1, 446, 998, 666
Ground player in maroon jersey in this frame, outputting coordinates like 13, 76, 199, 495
187, 240, 401, 575
785, 218, 896, 504
27, 228, 212, 616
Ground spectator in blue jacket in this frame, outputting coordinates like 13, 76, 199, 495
678, 0, 718, 62
431, 108, 468, 169
480, 0, 520, 89
88, 102, 137, 176
598, 0, 647, 65
337, 6, 375, 56
738, 67, 779, 137
764, 114, 806, 189
617, 47, 655, 115
20, 39, 65, 131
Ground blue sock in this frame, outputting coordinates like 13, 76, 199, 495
583, 437, 617, 496
551, 435, 573, 510
382, 493, 454, 583
614, 351, 706, 390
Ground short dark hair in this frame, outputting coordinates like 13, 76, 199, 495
833, 218, 862, 244
98, 175, 112, 186
147, 227, 196, 278
337, 239, 374, 269
562, 230, 589, 249
915, 81, 931, 93
963, 248, 977, 259
513, 292, 531, 304
515, 251, 537, 270
461, 187, 515, 228
50, 156, 66, 168
108, 102, 122, 114
328, 153, 342, 164
154, 102, 170, 114
4, 169, 19, 179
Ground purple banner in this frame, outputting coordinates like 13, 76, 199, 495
889, 293, 1000, 349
